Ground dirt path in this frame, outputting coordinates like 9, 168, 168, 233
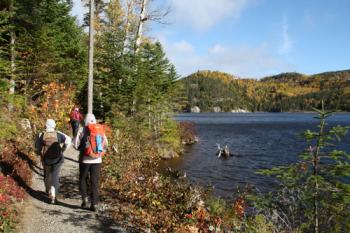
18, 146, 125, 233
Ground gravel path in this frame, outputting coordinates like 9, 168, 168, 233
18, 146, 125, 233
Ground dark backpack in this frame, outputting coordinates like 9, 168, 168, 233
41, 132, 63, 165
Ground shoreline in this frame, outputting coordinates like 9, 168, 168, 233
175, 111, 350, 114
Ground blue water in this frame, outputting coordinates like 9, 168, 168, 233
162, 113, 350, 197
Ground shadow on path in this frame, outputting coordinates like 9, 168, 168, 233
20, 145, 127, 232
64, 156, 79, 163
17, 150, 43, 177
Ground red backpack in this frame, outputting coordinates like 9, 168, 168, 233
84, 124, 106, 158
70, 110, 81, 121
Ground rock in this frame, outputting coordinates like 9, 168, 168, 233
191, 106, 201, 113
182, 136, 199, 145
231, 108, 249, 113
213, 106, 221, 112
155, 143, 180, 159
162, 148, 179, 159
20, 118, 32, 131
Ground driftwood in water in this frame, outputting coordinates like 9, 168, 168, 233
216, 143, 232, 158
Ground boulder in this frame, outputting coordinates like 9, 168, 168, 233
182, 136, 199, 145
191, 106, 201, 113
213, 106, 221, 112
161, 148, 179, 159
231, 108, 249, 113
156, 144, 180, 159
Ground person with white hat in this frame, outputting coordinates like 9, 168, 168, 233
36, 119, 71, 204
74, 113, 108, 211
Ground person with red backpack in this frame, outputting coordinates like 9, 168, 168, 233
74, 113, 108, 211
35, 119, 71, 204
70, 107, 83, 138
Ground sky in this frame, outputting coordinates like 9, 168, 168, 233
71, 0, 350, 79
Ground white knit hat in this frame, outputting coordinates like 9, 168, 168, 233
45, 119, 56, 132
84, 113, 96, 126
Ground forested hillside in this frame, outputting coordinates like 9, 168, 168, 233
177, 70, 350, 112
1, 0, 350, 232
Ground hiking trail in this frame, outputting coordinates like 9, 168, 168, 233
18, 145, 125, 233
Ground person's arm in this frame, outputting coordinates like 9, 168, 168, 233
57, 131, 71, 151
73, 127, 85, 149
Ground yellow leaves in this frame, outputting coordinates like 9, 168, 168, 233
28, 81, 77, 132
151, 200, 161, 206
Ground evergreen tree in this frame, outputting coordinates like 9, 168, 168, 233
1, 0, 87, 104
257, 104, 350, 232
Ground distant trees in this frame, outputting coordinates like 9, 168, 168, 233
177, 70, 350, 112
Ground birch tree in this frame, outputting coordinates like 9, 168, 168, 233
133, 0, 170, 54
134, 0, 148, 54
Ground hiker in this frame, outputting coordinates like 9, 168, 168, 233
70, 107, 83, 138
35, 119, 71, 204
74, 113, 108, 211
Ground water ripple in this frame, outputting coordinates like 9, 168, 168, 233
162, 113, 350, 197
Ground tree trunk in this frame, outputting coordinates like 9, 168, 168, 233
134, 0, 148, 54
9, 29, 15, 111
88, 0, 95, 114
122, 0, 134, 55
313, 102, 326, 233
148, 98, 151, 129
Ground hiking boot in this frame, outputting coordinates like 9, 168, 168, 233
81, 198, 88, 209
90, 204, 96, 212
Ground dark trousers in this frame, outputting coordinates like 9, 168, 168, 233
71, 120, 80, 138
79, 163, 101, 205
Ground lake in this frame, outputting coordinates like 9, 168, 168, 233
161, 112, 350, 198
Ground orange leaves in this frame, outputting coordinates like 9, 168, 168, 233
29, 81, 77, 132
195, 207, 209, 222
296, 162, 308, 173
233, 196, 246, 219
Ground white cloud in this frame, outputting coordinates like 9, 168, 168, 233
280, 17, 293, 55
162, 39, 294, 78
173, 40, 195, 53
167, 0, 248, 30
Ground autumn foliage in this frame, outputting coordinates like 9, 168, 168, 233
100, 116, 259, 232
0, 114, 34, 232
0, 175, 26, 232
29, 81, 77, 134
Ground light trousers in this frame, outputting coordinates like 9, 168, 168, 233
44, 158, 64, 198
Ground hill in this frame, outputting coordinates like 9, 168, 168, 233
175, 70, 350, 112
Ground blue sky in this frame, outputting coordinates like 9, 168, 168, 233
71, 0, 350, 78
